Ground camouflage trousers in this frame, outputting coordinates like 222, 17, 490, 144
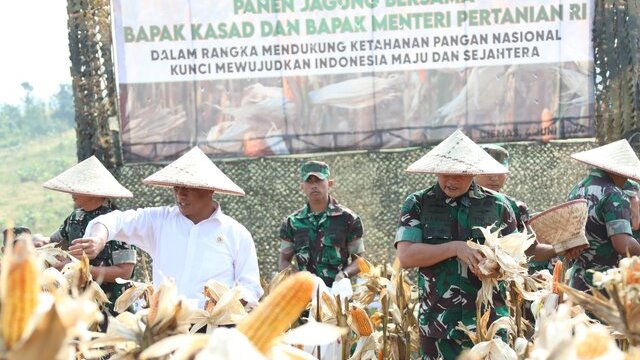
420, 336, 473, 360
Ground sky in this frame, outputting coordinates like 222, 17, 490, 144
0, 0, 71, 105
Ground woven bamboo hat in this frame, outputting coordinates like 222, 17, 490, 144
528, 199, 588, 253
407, 130, 508, 175
143, 146, 245, 196
43, 156, 133, 198
571, 139, 640, 182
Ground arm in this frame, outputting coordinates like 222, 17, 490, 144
278, 218, 295, 271
90, 263, 135, 283
630, 194, 640, 231
602, 191, 638, 256
396, 241, 483, 274
234, 227, 264, 306
278, 247, 295, 271
527, 241, 586, 261
69, 222, 109, 259
71, 207, 164, 258
526, 241, 556, 261
611, 233, 640, 256
337, 216, 365, 280
337, 253, 362, 279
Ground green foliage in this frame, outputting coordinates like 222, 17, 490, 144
0, 82, 75, 149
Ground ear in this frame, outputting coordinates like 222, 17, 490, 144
328, 179, 334, 188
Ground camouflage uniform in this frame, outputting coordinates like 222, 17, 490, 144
51, 204, 137, 314
568, 169, 633, 291
395, 182, 517, 360
623, 179, 640, 240
280, 196, 364, 287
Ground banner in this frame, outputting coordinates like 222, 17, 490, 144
112, 0, 594, 162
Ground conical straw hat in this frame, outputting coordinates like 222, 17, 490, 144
43, 156, 133, 198
407, 130, 508, 175
143, 147, 245, 196
528, 199, 588, 253
571, 139, 640, 181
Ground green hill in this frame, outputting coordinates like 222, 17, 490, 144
0, 129, 76, 236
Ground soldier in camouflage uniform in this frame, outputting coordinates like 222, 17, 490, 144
567, 140, 640, 291
279, 161, 364, 287
43, 156, 137, 322
395, 130, 518, 360
50, 201, 137, 315
476, 144, 562, 273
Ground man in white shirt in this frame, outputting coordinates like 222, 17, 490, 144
70, 147, 263, 308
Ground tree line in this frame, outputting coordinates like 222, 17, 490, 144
0, 82, 74, 148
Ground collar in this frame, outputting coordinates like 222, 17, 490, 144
172, 200, 223, 223
590, 168, 610, 180
208, 200, 223, 221
296, 196, 344, 219
434, 181, 485, 207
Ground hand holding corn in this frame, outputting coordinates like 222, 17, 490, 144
69, 223, 109, 260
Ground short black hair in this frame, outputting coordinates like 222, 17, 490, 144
2, 226, 31, 244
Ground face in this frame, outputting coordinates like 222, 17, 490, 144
437, 174, 475, 198
475, 173, 508, 192
71, 194, 106, 211
300, 175, 333, 202
173, 187, 215, 219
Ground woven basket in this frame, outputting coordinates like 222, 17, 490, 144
528, 199, 588, 253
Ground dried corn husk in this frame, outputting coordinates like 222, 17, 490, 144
81, 278, 198, 359
190, 281, 248, 333
467, 226, 535, 306
458, 338, 517, 360
113, 278, 154, 313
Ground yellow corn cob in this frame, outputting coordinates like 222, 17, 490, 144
625, 260, 640, 285
350, 306, 373, 336
1, 239, 40, 349
552, 261, 563, 294
575, 331, 609, 358
237, 271, 315, 354
355, 256, 372, 275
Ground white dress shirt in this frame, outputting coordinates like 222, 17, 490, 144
85, 203, 263, 308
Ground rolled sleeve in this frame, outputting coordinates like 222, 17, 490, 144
279, 239, 294, 252
606, 219, 632, 237
395, 226, 423, 244
348, 237, 364, 255
279, 218, 293, 241
112, 249, 137, 265
279, 218, 295, 252
394, 194, 423, 245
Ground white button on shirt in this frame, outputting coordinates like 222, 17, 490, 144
85, 204, 263, 308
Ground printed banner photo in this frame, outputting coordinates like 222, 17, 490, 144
112, 0, 595, 162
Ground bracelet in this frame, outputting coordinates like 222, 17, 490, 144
341, 270, 349, 278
